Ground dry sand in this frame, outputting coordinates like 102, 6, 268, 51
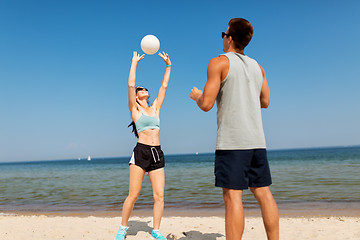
1, 215, 359, 239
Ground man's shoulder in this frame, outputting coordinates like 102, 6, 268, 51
209, 55, 229, 68
211, 54, 229, 62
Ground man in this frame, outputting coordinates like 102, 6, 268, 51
190, 18, 279, 240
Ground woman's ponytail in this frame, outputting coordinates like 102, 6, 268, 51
128, 121, 139, 138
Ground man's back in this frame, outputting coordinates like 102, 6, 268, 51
216, 52, 266, 150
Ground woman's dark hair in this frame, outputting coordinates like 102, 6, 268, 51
228, 18, 254, 50
128, 87, 149, 138
128, 121, 139, 138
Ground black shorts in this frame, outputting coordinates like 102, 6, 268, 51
215, 149, 272, 190
129, 142, 165, 172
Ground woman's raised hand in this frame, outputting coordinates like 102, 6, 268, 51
132, 51, 145, 64
158, 52, 171, 66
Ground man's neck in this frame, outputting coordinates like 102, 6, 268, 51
226, 47, 244, 55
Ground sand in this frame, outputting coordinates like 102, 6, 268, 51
1, 215, 359, 240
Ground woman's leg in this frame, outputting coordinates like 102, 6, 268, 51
148, 167, 165, 230
121, 164, 146, 226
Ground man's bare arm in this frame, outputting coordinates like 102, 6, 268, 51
259, 64, 270, 108
190, 56, 228, 112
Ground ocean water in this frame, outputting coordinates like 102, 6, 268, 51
0, 146, 359, 215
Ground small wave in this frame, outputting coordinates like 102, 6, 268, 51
0, 212, 16, 216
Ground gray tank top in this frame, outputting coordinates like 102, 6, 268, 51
216, 52, 266, 150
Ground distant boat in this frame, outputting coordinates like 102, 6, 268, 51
196, 152, 199, 155
78, 157, 81, 161
88, 156, 91, 161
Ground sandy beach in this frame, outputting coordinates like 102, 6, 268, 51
1, 214, 359, 240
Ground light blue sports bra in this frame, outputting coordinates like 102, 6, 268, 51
135, 107, 160, 133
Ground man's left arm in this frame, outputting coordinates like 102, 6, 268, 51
190, 56, 227, 112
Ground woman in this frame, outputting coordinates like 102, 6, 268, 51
115, 51, 171, 240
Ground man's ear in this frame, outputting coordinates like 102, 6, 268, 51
228, 36, 233, 45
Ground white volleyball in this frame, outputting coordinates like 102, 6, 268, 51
140, 35, 160, 55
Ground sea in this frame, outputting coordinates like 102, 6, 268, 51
1, 146, 359, 217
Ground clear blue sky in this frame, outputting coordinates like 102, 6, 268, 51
1, 0, 359, 162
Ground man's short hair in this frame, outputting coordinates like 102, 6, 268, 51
228, 18, 254, 50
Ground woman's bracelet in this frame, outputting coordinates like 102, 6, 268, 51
166, 65, 171, 67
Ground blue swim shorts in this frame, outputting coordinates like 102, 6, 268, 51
215, 149, 272, 190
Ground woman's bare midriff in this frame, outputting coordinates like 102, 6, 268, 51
137, 129, 160, 146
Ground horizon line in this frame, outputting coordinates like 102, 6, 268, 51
1, 144, 359, 164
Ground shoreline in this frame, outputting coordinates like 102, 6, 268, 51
2, 201, 360, 218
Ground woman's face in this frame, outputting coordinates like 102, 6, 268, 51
136, 87, 149, 100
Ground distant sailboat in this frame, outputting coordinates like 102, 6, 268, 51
88, 156, 91, 161
78, 157, 81, 161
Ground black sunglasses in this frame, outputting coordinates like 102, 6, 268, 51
222, 32, 231, 39
136, 87, 148, 92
